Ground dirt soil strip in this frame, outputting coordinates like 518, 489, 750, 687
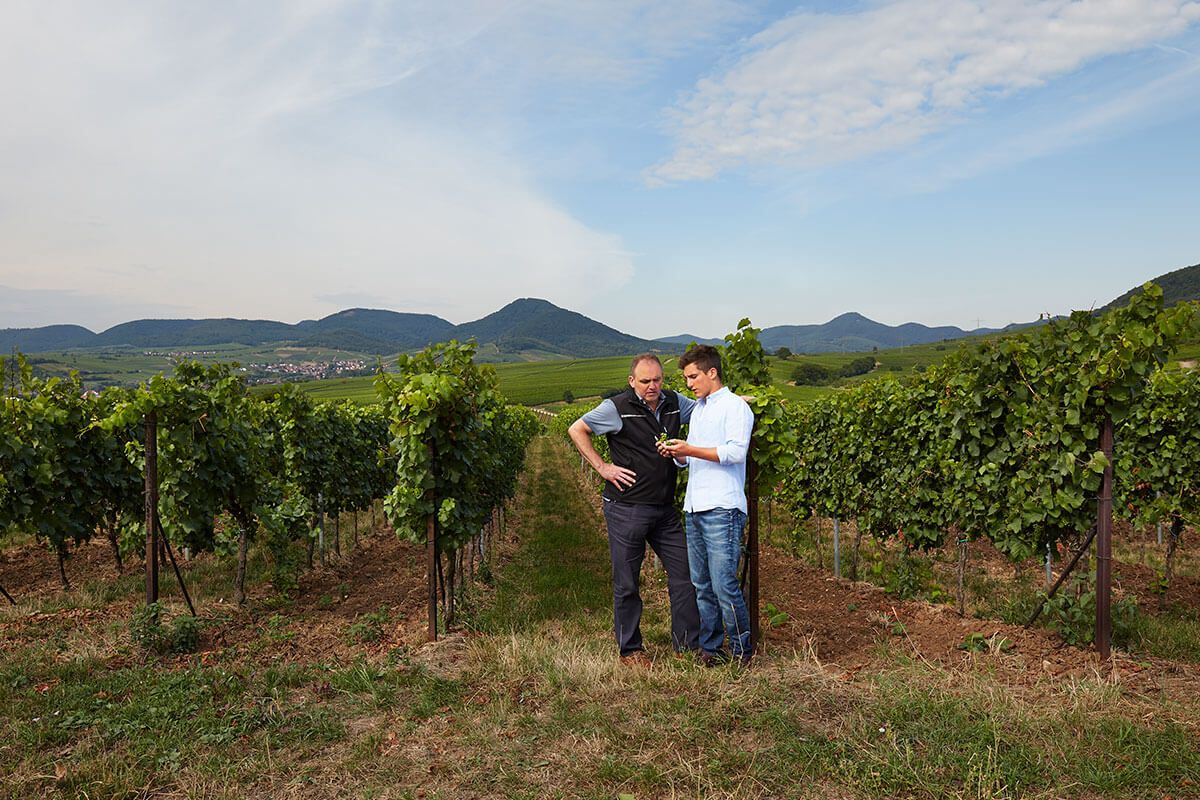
207, 528, 436, 666
758, 544, 1200, 698
0, 523, 438, 666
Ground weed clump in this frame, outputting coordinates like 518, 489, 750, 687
347, 608, 390, 644
1043, 573, 1138, 647
130, 602, 201, 654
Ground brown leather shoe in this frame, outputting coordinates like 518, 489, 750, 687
619, 651, 653, 669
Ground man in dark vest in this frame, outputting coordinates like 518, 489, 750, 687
568, 353, 701, 667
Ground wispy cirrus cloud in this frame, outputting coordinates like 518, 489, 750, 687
650, 0, 1200, 182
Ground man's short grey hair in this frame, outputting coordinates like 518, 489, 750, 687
629, 353, 663, 375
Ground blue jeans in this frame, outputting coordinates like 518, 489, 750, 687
685, 508, 750, 657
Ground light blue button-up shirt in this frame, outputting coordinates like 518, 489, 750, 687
682, 386, 754, 514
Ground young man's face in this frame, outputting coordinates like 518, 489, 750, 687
629, 360, 664, 405
683, 363, 720, 399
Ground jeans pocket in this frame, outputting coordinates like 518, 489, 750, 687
724, 509, 744, 546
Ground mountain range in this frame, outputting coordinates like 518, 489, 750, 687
0, 299, 658, 360
3, 263, 1196, 359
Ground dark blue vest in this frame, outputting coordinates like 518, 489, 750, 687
603, 388, 683, 505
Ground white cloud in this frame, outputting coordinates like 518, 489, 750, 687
0, 1, 743, 329
651, 0, 1200, 182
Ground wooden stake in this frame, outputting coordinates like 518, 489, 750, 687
748, 453, 760, 654
1096, 415, 1113, 660
956, 535, 968, 617
427, 513, 437, 642
1026, 526, 1098, 628
56, 545, 71, 591
155, 511, 197, 617
144, 411, 159, 604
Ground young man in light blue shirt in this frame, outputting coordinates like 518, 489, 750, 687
658, 345, 755, 665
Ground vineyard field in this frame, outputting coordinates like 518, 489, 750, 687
3, 438, 1200, 799
290, 338, 994, 406
284, 354, 680, 406
19, 342, 376, 389
16, 329, 1200, 408
5, 292, 1200, 796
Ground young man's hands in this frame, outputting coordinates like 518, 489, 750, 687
656, 438, 688, 461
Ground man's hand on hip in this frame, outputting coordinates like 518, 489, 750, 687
597, 463, 636, 490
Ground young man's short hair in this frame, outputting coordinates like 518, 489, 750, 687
679, 345, 722, 380
629, 353, 663, 375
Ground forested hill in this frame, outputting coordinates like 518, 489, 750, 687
455, 298, 656, 359
1105, 263, 1200, 310
755, 312, 999, 353
0, 299, 661, 359
4, 260, 1196, 358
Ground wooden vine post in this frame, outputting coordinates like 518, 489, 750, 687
427, 440, 438, 642
144, 411, 159, 604
747, 452, 760, 654
427, 513, 437, 642
1096, 414, 1114, 660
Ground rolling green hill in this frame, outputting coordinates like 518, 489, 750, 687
93, 318, 298, 347
0, 324, 95, 352
2, 299, 660, 361
8, 261, 1196, 383
304, 308, 455, 350
1106, 262, 1200, 310
454, 298, 659, 358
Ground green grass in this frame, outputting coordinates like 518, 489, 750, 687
283, 375, 380, 404
763, 503, 1200, 666
471, 438, 612, 632
1171, 342, 1200, 364
490, 355, 642, 406
0, 645, 472, 800
280, 353, 683, 406
1126, 605, 1200, 662
966, 567, 1200, 664
0, 654, 346, 798
291, 334, 1020, 406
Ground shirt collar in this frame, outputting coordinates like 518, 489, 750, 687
631, 388, 662, 412
698, 385, 729, 406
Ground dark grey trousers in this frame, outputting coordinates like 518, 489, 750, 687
602, 499, 701, 656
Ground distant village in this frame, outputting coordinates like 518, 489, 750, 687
138, 350, 370, 382
248, 358, 370, 381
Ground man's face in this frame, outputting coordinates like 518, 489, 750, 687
683, 363, 719, 399
629, 360, 664, 405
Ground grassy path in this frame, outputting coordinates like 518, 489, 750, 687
473, 435, 613, 636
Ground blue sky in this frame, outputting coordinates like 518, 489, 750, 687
1, 0, 1198, 340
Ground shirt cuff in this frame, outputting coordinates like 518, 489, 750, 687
716, 443, 747, 465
